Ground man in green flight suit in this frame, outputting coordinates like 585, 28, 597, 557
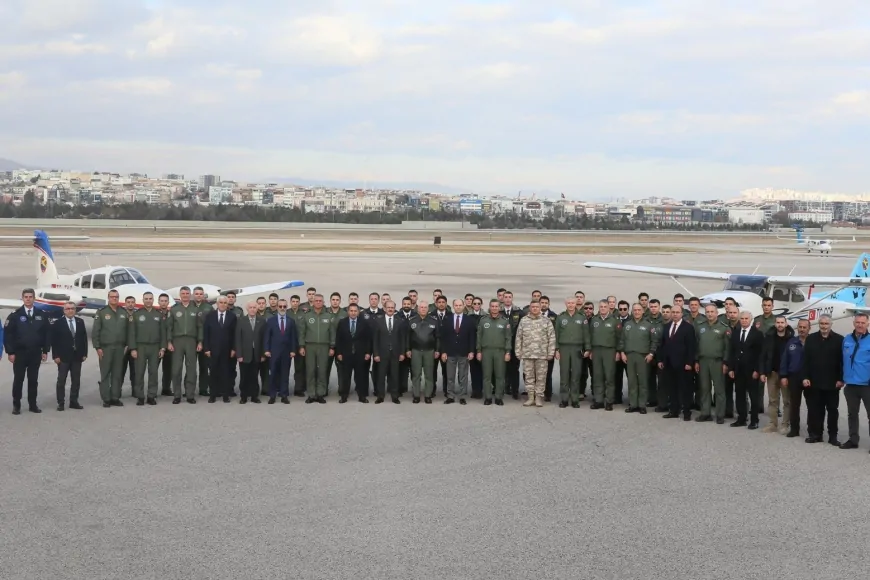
91, 289, 132, 407
476, 299, 512, 405
167, 286, 203, 404
618, 302, 660, 414
588, 299, 622, 410
129, 291, 166, 406
555, 296, 589, 408
695, 304, 732, 424
300, 294, 335, 403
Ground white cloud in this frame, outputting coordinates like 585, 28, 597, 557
0, 71, 26, 91
269, 15, 384, 66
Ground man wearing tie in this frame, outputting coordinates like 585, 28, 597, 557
4, 288, 51, 414
334, 303, 373, 403
51, 301, 88, 411
263, 299, 298, 404
441, 299, 476, 405
728, 311, 764, 429
234, 301, 266, 404
203, 296, 238, 403
373, 300, 410, 404
658, 306, 697, 420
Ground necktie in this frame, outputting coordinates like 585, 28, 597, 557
351, 319, 356, 336
388, 317, 392, 333
219, 313, 224, 326
455, 316, 460, 333
741, 329, 747, 343
250, 317, 255, 329
27, 309, 32, 318
280, 317, 285, 333
670, 322, 677, 338
69, 318, 75, 335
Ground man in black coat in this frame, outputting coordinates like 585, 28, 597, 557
801, 315, 844, 445
373, 300, 410, 404
3, 288, 51, 414
658, 307, 697, 420
728, 310, 765, 429
202, 297, 237, 403
235, 301, 267, 403
440, 299, 477, 405
334, 303, 373, 403
51, 301, 88, 411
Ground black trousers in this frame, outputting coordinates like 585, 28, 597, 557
56, 360, 82, 404
806, 388, 839, 439
239, 361, 260, 398
432, 357, 448, 395
197, 351, 209, 394
258, 358, 270, 395
160, 351, 173, 393
269, 354, 291, 397
735, 371, 760, 421
470, 358, 483, 396
339, 355, 369, 398
12, 349, 42, 406
662, 365, 693, 415
542, 359, 556, 399
788, 381, 808, 434
506, 354, 521, 396
399, 358, 411, 394
294, 354, 306, 395
581, 357, 594, 398
377, 355, 401, 399
646, 362, 658, 405
121, 351, 136, 394
614, 359, 626, 403
208, 352, 231, 397
725, 373, 735, 415
844, 386, 870, 444
228, 357, 238, 394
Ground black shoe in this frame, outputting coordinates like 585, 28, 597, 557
221, 396, 230, 403
339, 397, 348, 404
199, 391, 209, 397
571, 402, 580, 408
268, 397, 276, 404
110, 400, 124, 407
724, 411, 735, 419
748, 422, 759, 430
146, 398, 156, 405
161, 389, 173, 396
663, 412, 680, 419
251, 397, 261, 404
413, 397, 420, 404
730, 420, 747, 427
57, 403, 65, 412
829, 438, 841, 446
470, 393, 482, 400
695, 415, 712, 422
70, 401, 83, 410
495, 399, 504, 406
29, 405, 42, 413
512, 393, 519, 400
186, 398, 196, 404
425, 397, 432, 404
786, 430, 799, 438
682, 414, 692, 422
375, 397, 384, 404
544, 395, 551, 402
805, 436, 822, 443
392, 397, 401, 404
137, 398, 145, 406
560, 402, 569, 409
317, 397, 326, 404
459, 399, 467, 405
638, 408, 647, 415
624, 407, 636, 413
172, 398, 181, 405
294, 392, 305, 398
305, 397, 315, 404
484, 399, 492, 406
840, 440, 859, 449
359, 397, 369, 404
716, 417, 725, 424
240, 397, 248, 404
605, 403, 613, 411
282, 397, 291, 404
444, 398, 455, 404
646, 401, 658, 408
590, 402, 603, 410
208, 397, 217, 403
654, 406, 668, 413
12, 406, 21, 415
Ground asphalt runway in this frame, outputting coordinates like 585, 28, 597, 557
0, 248, 867, 580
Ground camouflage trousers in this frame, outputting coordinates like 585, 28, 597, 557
522, 359, 548, 396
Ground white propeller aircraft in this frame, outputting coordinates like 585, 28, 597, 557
584, 253, 870, 326
0, 230, 304, 318
778, 228, 855, 254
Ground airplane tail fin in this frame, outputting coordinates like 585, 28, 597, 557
830, 253, 870, 306
796, 229, 803, 243
33, 230, 60, 287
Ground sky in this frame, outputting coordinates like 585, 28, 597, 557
0, 0, 869, 198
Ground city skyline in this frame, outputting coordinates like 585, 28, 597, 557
1, 1, 869, 198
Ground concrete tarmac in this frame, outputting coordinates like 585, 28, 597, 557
0, 248, 867, 580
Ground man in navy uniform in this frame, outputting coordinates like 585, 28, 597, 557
3, 288, 51, 414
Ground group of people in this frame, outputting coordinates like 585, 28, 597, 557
3, 285, 870, 453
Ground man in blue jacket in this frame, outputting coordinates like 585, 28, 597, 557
840, 313, 870, 451
263, 299, 298, 405
780, 319, 809, 438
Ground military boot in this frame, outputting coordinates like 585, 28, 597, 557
779, 421, 791, 435
535, 393, 544, 407
762, 411, 778, 433
523, 392, 536, 407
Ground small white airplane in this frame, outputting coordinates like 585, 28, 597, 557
0, 230, 304, 318
584, 253, 870, 325
777, 228, 855, 254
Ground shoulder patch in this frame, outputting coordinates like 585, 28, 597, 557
104, 314, 111, 320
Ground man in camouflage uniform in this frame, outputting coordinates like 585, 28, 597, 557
588, 299, 622, 410
618, 303, 659, 414
92, 289, 132, 407
515, 300, 556, 407
476, 299, 512, 405
696, 304, 732, 424
555, 297, 589, 408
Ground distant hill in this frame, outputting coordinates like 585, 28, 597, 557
0, 158, 30, 171
264, 176, 474, 195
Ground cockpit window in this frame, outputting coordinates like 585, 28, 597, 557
126, 269, 149, 284
109, 269, 134, 289
724, 275, 767, 297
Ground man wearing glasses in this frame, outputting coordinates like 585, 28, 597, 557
264, 299, 298, 404
51, 301, 87, 411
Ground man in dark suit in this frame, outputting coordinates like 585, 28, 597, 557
440, 299, 477, 404
235, 301, 267, 404
432, 294, 452, 396
467, 297, 484, 398
51, 301, 88, 411
658, 307, 697, 420
728, 310, 765, 429
263, 298, 298, 404
203, 296, 237, 403
334, 303, 373, 403
502, 291, 525, 399
373, 300, 410, 404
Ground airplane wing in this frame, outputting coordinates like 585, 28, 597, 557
0, 298, 96, 317
767, 275, 870, 286
583, 262, 731, 280
0, 299, 22, 309
221, 280, 305, 296
0, 235, 90, 240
